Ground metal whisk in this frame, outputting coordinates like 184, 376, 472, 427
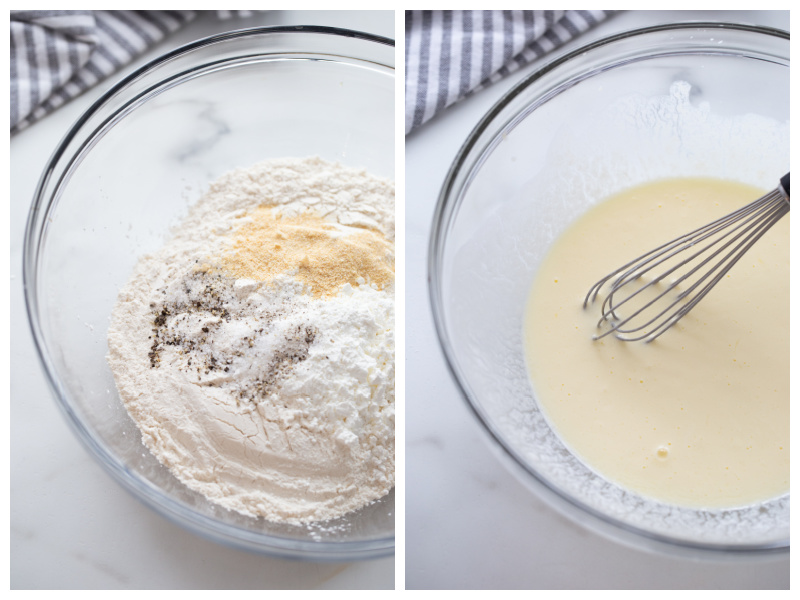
584, 173, 789, 342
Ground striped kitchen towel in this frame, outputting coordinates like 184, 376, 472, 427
10, 10, 252, 134
405, 10, 614, 134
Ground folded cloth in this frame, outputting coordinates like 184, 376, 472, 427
405, 10, 614, 134
10, 10, 252, 134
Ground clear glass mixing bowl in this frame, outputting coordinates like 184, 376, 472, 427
24, 26, 394, 561
430, 22, 789, 556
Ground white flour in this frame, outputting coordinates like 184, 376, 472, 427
107, 157, 394, 523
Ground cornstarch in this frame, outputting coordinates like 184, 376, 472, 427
107, 156, 395, 524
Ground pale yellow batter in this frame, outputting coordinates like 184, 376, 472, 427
523, 178, 789, 509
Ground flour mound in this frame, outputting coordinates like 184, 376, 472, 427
107, 157, 395, 523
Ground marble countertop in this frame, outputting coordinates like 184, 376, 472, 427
405, 9, 790, 590
10, 10, 395, 591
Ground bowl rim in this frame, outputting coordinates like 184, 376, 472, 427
428, 21, 789, 557
23, 25, 395, 561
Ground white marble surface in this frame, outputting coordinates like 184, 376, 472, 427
10, 10, 395, 590
405, 10, 790, 590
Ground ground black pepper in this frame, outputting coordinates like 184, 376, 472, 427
147, 270, 319, 402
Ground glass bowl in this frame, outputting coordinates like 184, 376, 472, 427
429, 22, 788, 556
24, 26, 394, 561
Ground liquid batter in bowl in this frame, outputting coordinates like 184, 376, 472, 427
523, 178, 789, 509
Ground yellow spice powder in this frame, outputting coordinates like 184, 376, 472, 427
219, 207, 394, 297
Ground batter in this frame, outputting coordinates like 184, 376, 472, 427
523, 178, 789, 509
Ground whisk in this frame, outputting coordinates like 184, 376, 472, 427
584, 173, 789, 342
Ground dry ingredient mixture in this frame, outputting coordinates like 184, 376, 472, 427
107, 157, 395, 524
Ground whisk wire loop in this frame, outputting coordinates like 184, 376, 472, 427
584, 175, 789, 342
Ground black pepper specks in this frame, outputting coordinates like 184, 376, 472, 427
239, 324, 317, 404
146, 269, 320, 403
148, 270, 234, 370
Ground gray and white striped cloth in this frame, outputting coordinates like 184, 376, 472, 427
10, 10, 252, 134
405, 10, 614, 134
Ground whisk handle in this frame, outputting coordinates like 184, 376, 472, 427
780, 172, 790, 200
